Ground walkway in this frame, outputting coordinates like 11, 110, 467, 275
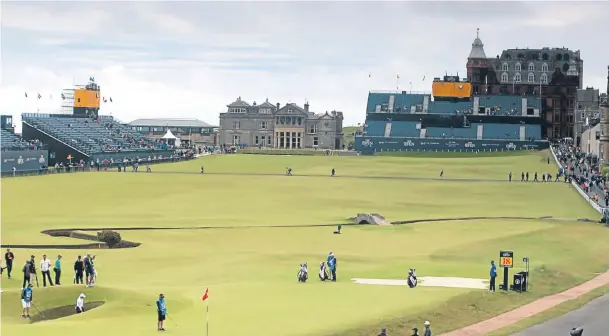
440, 270, 609, 336
511, 293, 609, 336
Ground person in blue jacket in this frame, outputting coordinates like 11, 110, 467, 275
327, 252, 337, 282
489, 260, 497, 292
156, 293, 167, 331
21, 283, 34, 319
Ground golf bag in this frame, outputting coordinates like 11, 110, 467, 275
297, 263, 308, 283
407, 268, 417, 288
319, 262, 328, 281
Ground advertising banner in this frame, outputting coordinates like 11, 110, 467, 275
1, 150, 49, 172
355, 137, 549, 153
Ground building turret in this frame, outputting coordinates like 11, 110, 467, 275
468, 28, 487, 59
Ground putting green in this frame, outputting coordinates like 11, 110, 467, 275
1, 152, 608, 336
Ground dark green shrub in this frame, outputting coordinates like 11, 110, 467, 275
97, 230, 122, 248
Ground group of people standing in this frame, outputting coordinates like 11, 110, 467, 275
0, 248, 98, 289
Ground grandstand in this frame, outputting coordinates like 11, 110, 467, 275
356, 75, 548, 153
0, 129, 40, 151
22, 114, 173, 165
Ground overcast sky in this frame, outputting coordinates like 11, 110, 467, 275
1, 1, 607, 131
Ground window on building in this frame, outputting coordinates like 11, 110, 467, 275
528, 63, 535, 71
260, 121, 267, 130
501, 72, 509, 83
267, 136, 272, 146
233, 135, 240, 144
502, 63, 508, 71
287, 108, 292, 113
554, 113, 561, 122
313, 137, 319, 146
541, 63, 548, 72
540, 73, 548, 84
515, 63, 522, 71
259, 108, 271, 114
232, 121, 240, 129
528, 73, 535, 83
297, 117, 302, 125
254, 136, 259, 145
308, 124, 317, 134
542, 53, 549, 61
581, 112, 586, 119
514, 73, 521, 83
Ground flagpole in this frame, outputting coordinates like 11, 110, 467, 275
206, 300, 209, 336
396, 74, 399, 91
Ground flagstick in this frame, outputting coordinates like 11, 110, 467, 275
206, 300, 209, 336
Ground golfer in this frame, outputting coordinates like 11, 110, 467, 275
489, 260, 497, 292
21, 283, 33, 319
327, 252, 337, 282
76, 293, 86, 313
156, 293, 167, 331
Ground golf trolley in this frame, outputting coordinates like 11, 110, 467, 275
297, 263, 308, 283
407, 268, 418, 288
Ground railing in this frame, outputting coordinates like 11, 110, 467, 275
0, 144, 48, 151
361, 135, 548, 142
1, 155, 197, 178
369, 90, 432, 95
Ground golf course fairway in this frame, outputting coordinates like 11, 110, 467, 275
2, 151, 608, 336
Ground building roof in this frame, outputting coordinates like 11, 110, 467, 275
468, 29, 487, 59
258, 98, 275, 108
128, 118, 214, 128
227, 97, 251, 108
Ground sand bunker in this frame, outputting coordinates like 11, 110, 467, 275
30, 301, 105, 323
352, 277, 488, 289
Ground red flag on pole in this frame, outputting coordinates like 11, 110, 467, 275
202, 288, 209, 301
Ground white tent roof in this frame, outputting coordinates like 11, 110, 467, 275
162, 129, 177, 139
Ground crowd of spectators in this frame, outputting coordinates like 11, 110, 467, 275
553, 140, 608, 208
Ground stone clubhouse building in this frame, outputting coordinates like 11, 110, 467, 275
218, 97, 344, 149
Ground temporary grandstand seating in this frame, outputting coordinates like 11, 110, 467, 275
364, 120, 387, 136
525, 124, 542, 140
22, 114, 158, 154
0, 129, 42, 150
428, 101, 474, 114
482, 124, 520, 140
389, 121, 420, 137
425, 125, 478, 139
367, 92, 427, 113
476, 95, 541, 116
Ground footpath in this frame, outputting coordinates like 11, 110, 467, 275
440, 270, 609, 335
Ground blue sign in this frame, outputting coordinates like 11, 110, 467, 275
355, 137, 548, 153
1, 150, 49, 172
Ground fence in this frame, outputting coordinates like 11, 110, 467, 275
355, 137, 549, 153
1, 155, 196, 178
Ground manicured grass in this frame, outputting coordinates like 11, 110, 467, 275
0, 153, 605, 336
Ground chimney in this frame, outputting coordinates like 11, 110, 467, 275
304, 102, 309, 113
276, 102, 280, 110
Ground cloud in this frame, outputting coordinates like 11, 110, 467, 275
1, 1, 607, 133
